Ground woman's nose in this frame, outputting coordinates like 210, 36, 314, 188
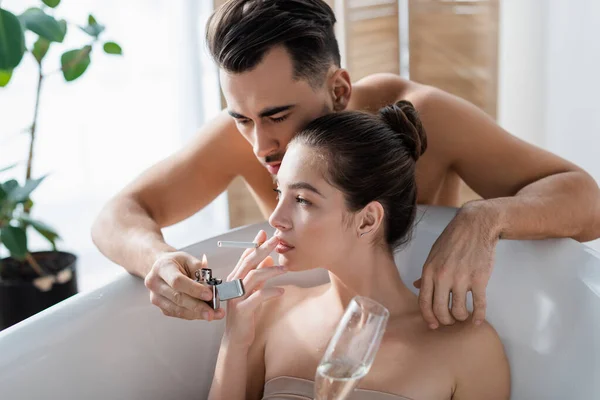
269, 202, 291, 231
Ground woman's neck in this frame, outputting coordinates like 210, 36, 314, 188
324, 246, 417, 317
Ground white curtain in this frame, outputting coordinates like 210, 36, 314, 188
498, 0, 600, 252
0, 0, 228, 291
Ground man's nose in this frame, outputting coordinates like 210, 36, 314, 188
253, 126, 279, 158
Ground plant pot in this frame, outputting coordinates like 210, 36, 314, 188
0, 251, 78, 331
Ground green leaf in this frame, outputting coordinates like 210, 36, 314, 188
0, 69, 11, 87
19, 8, 65, 43
20, 214, 60, 250
32, 37, 50, 64
103, 41, 122, 55
1, 226, 28, 260
2, 179, 18, 194
80, 14, 104, 37
42, 0, 61, 8
0, 184, 6, 203
58, 19, 67, 36
7, 175, 46, 203
0, 9, 26, 70
61, 46, 91, 82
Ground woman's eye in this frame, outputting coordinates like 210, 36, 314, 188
271, 115, 289, 123
237, 119, 251, 125
273, 188, 281, 200
296, 196, 311, 206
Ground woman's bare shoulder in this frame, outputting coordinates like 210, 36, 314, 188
439, 317, 511, 399
256, 284, 328, 330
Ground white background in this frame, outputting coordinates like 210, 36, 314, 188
0, 0, 229, 291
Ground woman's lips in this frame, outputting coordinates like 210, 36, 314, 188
266, 163, 281, 175
275, 239, 294, 254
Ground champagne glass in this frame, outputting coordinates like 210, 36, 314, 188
314, 296, 390, 400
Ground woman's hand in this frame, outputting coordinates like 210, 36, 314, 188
223, 230, 287, 349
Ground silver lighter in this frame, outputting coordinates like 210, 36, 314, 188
195, 268, 245, 309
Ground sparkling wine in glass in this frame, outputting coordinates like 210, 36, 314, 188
314, 296, 389, 400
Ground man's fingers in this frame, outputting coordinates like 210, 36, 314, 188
417, 273, 439, 329
471, 283, 487, 326
243, 266, 287, 294
155, 280, 207, 312
214, 308, 226, 320
239, 287, 285, 312
432, 278, 455, 326
413, 278, 422, 289
150, 293, 200, 320
160, 263, 213, 301
450, 284, 470, 322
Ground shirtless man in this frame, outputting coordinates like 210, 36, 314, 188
91, 0, 600, 330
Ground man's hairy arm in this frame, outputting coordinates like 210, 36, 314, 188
91, 111, 257, 278
419, 87, 600, 242
388, 76, 600, 328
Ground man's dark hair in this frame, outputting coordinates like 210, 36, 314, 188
206, 0, 341, 87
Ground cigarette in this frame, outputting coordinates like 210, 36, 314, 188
217, 241, 259, 249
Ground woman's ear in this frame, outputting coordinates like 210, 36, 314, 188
329, 68, 352, 111
357, 201, 384, 239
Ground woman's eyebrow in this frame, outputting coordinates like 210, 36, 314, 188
288, 182, 325, 198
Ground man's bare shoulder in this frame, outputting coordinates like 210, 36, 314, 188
350, 73, 436, 112
350, 72, 472, 117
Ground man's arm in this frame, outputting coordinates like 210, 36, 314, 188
408, 84, 600, 327
91, 111, 264, 320
422, 88, 600, 241
92, 110, 257, 277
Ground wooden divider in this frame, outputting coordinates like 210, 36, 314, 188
211, 0, 498, 227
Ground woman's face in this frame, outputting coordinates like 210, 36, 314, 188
268, 144, 358, 271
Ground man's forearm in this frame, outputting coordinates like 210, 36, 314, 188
463, 171, 600, 242
91, 196, 176, 278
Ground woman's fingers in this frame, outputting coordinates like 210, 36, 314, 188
228, 230, 268, 280
231, 235, 279, 281
238, 287, 285, 313
242, 265, 287, 294
258, 255, 275, 269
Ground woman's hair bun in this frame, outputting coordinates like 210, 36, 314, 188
378, 100, 427, 162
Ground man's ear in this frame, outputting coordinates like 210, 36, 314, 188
329, 68, 352, 111
357, 201, 384, 239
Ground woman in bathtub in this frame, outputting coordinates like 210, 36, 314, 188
208, 101, 510, 400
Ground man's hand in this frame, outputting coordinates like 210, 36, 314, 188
144, 251, 225, 321
414, 203, 501, 329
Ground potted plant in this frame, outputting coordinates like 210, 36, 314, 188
0, 0, 121, 330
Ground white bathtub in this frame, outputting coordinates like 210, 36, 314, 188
1, 206, 599, 399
